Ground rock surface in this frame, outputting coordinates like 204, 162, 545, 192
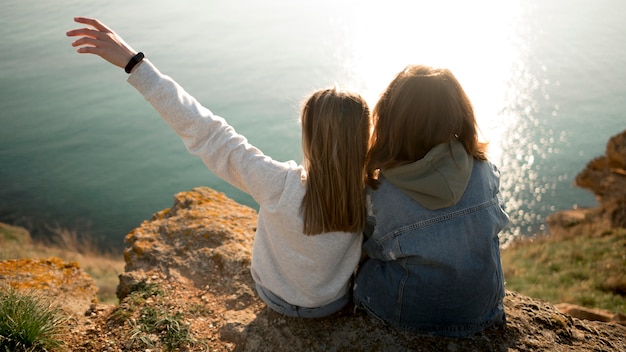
100, 186, 623, 351
3, 130, 626, 351
573, 130, 626, 228
1, 186, 624, 351
0, 257, 98, 316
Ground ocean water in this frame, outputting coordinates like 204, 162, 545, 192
1, 0, 625, 251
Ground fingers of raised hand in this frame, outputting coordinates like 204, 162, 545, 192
66, 28, 102, 40
72, 16, 113, 33
67, 17, 135, 68
70, 37, 100, 53
67, 29, 111, 51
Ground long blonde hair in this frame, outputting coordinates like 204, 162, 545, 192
300, 88, 370, 235
367, 65, 488, 187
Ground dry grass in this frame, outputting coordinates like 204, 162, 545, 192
0, 223, 124, 304
502, 225, 626, 314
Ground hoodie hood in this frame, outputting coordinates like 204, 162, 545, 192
381, 141, 473, 210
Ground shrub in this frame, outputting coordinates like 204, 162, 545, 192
0, 285, 68, 352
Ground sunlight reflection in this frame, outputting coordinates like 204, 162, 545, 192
334, 0, 523, 153
332, 0, 559, 244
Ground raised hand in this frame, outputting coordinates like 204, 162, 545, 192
66, 17, 139, 70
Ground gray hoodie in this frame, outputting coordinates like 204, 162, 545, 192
382, 141, 473, 210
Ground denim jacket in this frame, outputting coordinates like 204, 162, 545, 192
353, 159, 509, 337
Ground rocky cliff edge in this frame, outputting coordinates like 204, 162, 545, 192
72, 186, 626, 350
2, 131, 626, 351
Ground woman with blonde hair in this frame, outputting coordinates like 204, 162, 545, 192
354, 65, 509, 336
67, 17, 370, 318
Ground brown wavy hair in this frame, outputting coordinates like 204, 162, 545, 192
367, 65, 488, 188
300, 88, 371, 235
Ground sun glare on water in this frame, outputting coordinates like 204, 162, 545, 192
327, 0, 525, 160
321, 0, 556, 243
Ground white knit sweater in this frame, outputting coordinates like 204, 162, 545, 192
127, 60, 362, 308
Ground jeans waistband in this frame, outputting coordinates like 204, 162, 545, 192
255, 283, 349, 318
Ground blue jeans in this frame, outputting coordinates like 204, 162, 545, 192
255, 283, 349, 318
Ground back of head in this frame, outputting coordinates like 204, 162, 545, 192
301, 88, 370, 235
367, 65, 487, 185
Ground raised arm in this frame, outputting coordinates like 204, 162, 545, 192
66, 17, 140, 72
66, 17, 293, 204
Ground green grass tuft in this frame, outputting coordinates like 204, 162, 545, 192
110, 282, 208, 351
0, 285, 68, 352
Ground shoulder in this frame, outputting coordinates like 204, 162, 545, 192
254, 160, 307, 205
472, 159, 501, 177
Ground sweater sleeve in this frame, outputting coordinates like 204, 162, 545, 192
127, 60, 296, 204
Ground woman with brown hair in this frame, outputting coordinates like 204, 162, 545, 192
354, 65, 509, 336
